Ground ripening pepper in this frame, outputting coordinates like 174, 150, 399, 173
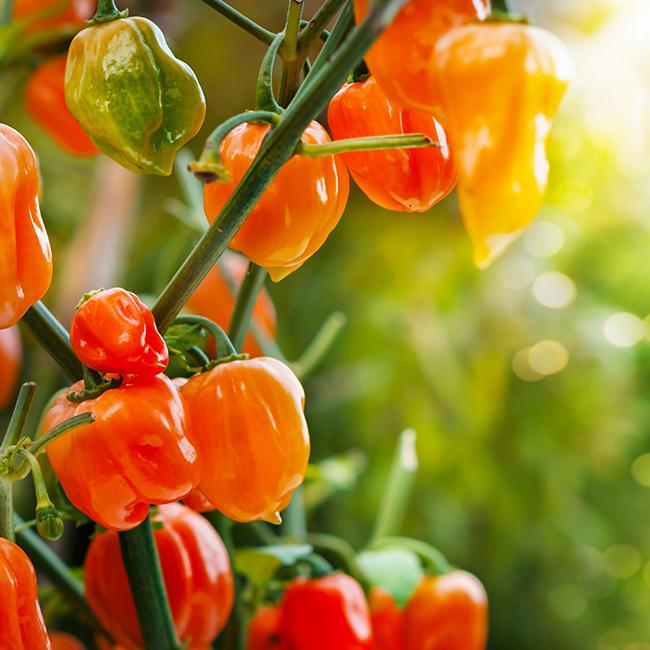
353, 0, 490, 114
0, 124, 52, 328
328, 76, 456, 212
85, 503, 234, 650
181, 357, 310, 524
43, 375, 199, 531
0, 327, 21, 409
13, 0, 93, 31
282, 574, 372, 650
434, 22, 573, 267
403, 571, 488, 650
203, 121, 349, 281
65, 15, 206, 175
26, 55, 98, 157
49, 634, 85, 650
247, 605, 286, 650
369, 588, 405, 650
70, 287, 168, 376
0, 538, 51, 650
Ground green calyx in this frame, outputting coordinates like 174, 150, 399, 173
89, 0, 129, 25
36, 506, 64, 541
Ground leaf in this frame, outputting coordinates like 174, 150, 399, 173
235, 544, 314, 588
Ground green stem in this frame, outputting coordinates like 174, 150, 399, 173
174, 315, 237, 358
281, 0, 304, 61
491, 0, 512, 12
368, 536, 452, 575
0, 479, 14, 541
297, 0, 346, 54
284, 487, 307, 538
292, 311, 346, 379
31, 413, 95, 456
1, 382, 36, 450
228, 263, 268, 352
298, 133, 435, 157
91, 0, 126, 23
1, 0, 14, 26
119, 515, 181, 650
255, 32, 285, 113
199, 0, 275, 44
306, 532, 359, 577
21, 451, 64, 541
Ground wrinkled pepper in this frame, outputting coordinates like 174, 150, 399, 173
247, 605, 286, 650
0, 327, 21, 409
369, 588, 405, 650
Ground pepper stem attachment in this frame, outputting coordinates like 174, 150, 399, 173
297, 133, 437, 158
67, 367, 122, 403
1, 382, 36, 450
172, 315, 246, 365
91, 0, 127, 24
228, 263, 268, 352
256, 32, 285, 114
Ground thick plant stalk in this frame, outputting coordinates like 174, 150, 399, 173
228, 263, 268, 351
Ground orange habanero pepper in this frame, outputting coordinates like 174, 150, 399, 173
247, 605, 286, 650
353, 0, 490, 114
13, 0, 93, 31
0, 538, 50, 650
328, 76, 456, 213
0, 326, 21, 410
85, 503, 234, 650
403, 571, 488, 650
203, 121, 349, 281
0, 124, 52, 328
369, 587, 405, 650
181, 357, 309, 524
44, 375, 199, 531
50, 633, 85, 650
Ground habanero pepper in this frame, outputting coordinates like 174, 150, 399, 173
0, 326, 21, 410
328, 76, 456, 213
247, 605, 286, 650
369, 587, 405, 650
70, 287, 168, 376
43, 375, 199, 531
49, 633, 85, 650
85, 503, 234, 650
203, 121, 349, 281
13, 0, 93, 32
0, 124, 52, 328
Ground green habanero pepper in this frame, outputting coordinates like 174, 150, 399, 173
65, 15, 206, 175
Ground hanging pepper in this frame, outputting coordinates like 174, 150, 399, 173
434, 22, 573, 267
65, 15, 206, 175
70, 287, 168, 376
203, 121, 349, 281
181, 357, 310, 524
0, 327, 21, 410
247, 605, 286, 650
369, 588, 405, 650
328, 76, 456, 213
50, 634, 85, 650
13, 0, 93, 32
0, 124, 52, 328
85, 503, 234, 650
43, 375, 199, 531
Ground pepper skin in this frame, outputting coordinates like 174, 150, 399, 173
65, 16, 206, 175
43, 375, 199, 531
50, 634, 85, 650
434, 23, 573, 267
369, 588, 405, 650
187, 252, 276, 357
0, 326, 21, 409
353, 0, 490, 114
181, 357, 309, 524
0, 538, 51, 650
85, 503, 233, 650
0, 124, 52, 328
247, 605, 286, 650
282, 574, 372, 650
70, 287, 168, 376
328, 76, 456, 213
26, 56, 98, 157
13, 0, 93, 31
203, 121, 349, 281
403, 571, 488, 650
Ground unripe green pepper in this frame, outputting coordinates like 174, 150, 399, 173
65, 15, 206, 175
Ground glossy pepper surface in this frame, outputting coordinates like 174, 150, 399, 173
85, 503, 234, 650
403, 571, 488, 650
0, 326, 21, 409
282, 574, 372, 650
0, 538, 51, 650
44, 375, 199, 531
434, 23, 573, 267
65, 16, 206, 175
13, 0, 93, 31
247, 605, 286, 650
26, 56, 98, 157
353, 0, 490, 114
50, 634, 85, 650
369, 588, 405, 650
0, 124, 52, 328
203, 121, 349, 281
181, 357, 309, 523
328, 76, 456, 212
187, 252, 276, 357
70, 287, 168, 376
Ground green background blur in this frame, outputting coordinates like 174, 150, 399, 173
3, 0, 650, 648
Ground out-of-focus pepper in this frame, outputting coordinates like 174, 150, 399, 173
85, 503, 234, 650
282, 574, 372, 650
70, 287, 168, 376
65, 16, 206, 175
181, 357, 309, 524
403, 571, 488, 650
0, 124, 52, 328
434, 23, 573, 267
369, 588, 405, 650
353, 0, 490, 114
50, 633, 85, 650
43, 375, 199, 531
328, 76, 456, 213
13, 0, 93, 32
247, 605, 286, 650
0, 327, 21, 410
26, 55, 98, 157
0, 538, 51, 650
203, 121, 349, 281
187, 252, 276, 358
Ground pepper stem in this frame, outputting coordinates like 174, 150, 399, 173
91, 0, 127, 24
298, 133, 436, 157
255, 32, 285, 113
173, 315, 240, 360
491, 0, 512, 12
228, 263, 268, 352
1, 382, 36, 451
0, 479, 14, 542
31, 413, 95, 456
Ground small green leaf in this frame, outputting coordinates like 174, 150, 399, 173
235, 544, 314, 588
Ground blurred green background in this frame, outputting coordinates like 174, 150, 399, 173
3, 0, 650, 648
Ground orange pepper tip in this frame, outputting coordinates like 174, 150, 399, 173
266, 262, 304, 283
264, 511, 283, 526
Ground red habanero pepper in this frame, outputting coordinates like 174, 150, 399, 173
0, 326, 21, 409
49, 633, 85, 650
369, 588, 405, 650
0, 124, 52, 328
403, 571, 488, 650
13, 0, 93, 31
26, 56, 98, 157
70, 288, 168, 376
43, 375, 199, 531
328, 76, 456, 213
203, 121, 349, 281
247, 605, 286, 650
0, 538, 51, 650
85, 503, 234, 650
